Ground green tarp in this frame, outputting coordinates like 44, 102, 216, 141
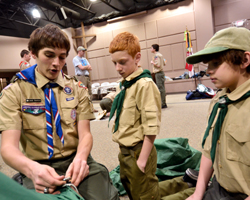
0, 172, 84, 200
109, 137, 201, 196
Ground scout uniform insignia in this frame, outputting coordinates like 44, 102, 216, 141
78, 81, 86, 88
66, 97, 74, 101
71, 109, 76, 120
63, 86, 73, 95
22, 104, 45, 115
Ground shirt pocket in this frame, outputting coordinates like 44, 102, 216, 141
226, 124, 250, 166
22, 104, 46, 129
61, 98, 78, 124
120, 100, 136, 126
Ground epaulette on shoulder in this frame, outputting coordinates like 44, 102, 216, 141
64, 74, 79, 82
144, 77, 153, 82
10, 75, 19, 83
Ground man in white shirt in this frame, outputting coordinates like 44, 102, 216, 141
73, 46, 98, 112
73, 46, 92, 94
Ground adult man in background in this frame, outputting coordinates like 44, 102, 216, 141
19, 49, 31, 71
151, 44, 167, 108
73, 46, 98, 112
73, 46, 92, 96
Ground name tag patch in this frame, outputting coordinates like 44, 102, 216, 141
66, 97, 74, 101
26, 99, 41, 103
22, 105, 45, 115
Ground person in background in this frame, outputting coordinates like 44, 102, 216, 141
73, 46, 98, 112
0, 24, 119, 200
151, 44, 167, 108
186, 27, 250, 200
97, 91, 117, 120
109, 32, 161, 199
19, 49, 31, 71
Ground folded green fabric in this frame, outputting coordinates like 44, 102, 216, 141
0, 172, 84, 200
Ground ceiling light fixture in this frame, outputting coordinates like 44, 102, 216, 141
32, 9, 41, 18
90, 0, 97, 2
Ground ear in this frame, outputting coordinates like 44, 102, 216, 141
242, 51, 250, 69
30, 51, 36, 59
135, 52, 141, 65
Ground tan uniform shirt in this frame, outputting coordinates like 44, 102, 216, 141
19, 61, 31, 71
152, 52, 164, 73
202, 79, 250, 195
112, 67, 161, 147
0, 68, 95, 160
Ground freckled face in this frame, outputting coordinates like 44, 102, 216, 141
111, 50, 141, 78
32, 47, 67, 80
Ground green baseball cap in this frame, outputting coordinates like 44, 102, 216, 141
186, 27, 250, 64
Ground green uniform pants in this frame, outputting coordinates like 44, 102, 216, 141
159, 176, 195, 200
22, 153, 119, 200
119, 143, 160, 200
155, 71, 166, 107
203, 176, 247, 200
100, 98, 113, 112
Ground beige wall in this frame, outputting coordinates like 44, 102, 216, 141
0, 28, 75, 75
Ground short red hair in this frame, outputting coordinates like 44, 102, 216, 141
109, 32, 140, 58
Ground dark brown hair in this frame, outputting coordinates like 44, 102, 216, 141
152, 44, 159, 52
203, 49, 250, 73
20, 49, 29, 58
28, 24, 70, 57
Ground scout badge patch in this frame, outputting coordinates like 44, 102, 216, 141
22, 104, 45, 115
63, 86, 73, 95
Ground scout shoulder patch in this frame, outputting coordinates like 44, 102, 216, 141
78, 81, 87, 89
0, 91, 3, 99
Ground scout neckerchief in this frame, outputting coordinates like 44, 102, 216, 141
202, 91, 250, 164
109, 69, 152, 133
16, 64, 64, 159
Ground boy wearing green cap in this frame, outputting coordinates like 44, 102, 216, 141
186, 27, 250, 200
109, 32, 161, 199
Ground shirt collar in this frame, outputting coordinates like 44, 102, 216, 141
35, 67, 65, 89
123, 67, 143, 82
220, 79, 250, 101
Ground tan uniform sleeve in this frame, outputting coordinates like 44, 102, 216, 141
76, 84, 96, 121
0, 83, 22, 131
136, 79, 161, 135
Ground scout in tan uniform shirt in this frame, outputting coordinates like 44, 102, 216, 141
151, 44, 167, 108
0, 24, 119, 200
185, 27, 250, 200
19, 49, 31, 71
109, 32, 161, 199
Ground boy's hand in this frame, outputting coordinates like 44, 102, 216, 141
136, 159, 146, 173
30, 163, 65, 194
65, 158, 89, 187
